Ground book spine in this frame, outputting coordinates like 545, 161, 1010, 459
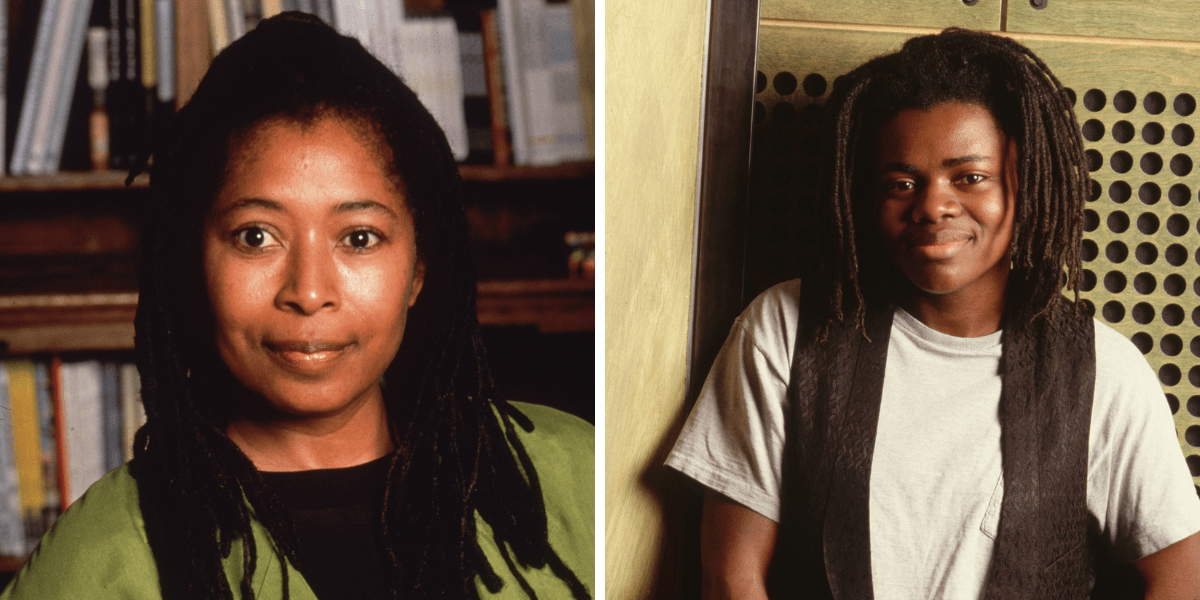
5, 360, 45, 545
34, 363, 59, 527
154, 0, 173, 103
0, 364, 25, 556
314, 0, 334, 27
480, 10, 510, 166
26, 0, 81, 174
207, 0, 229, 56
106, 0, 123, 168
120, 364, 143, 462
0, 0, 7, 176
10, 0, 61, 174
87, 26, 110, 170
139, 0, 156, 90
122, 0, 140, 168
44, 0, 97, 173
224, 0, 245, 41
260, 0, 282, 19
62, 361, 105, 506
101, 362, 122, 473
495, 0, 527, 166
49, 358, 68, 510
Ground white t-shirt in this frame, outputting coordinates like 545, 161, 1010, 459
666, 279, 1200, 599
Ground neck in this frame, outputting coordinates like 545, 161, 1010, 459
226, 388, 393, 472
901, 286, 1007, 338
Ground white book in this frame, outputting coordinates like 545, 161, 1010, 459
0, 365, 24, 556
44, 0, 97, 173
10, 0, 60, 174
226, 0, 246, 42
60, 361, 105, 506
25, 0, 82, 174
120, 364, 144, 462
0, 0, 8, 176
156, 0, 175, 102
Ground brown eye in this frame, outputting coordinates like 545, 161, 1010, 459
345, 230, 380, 250
236, 227, 275, 248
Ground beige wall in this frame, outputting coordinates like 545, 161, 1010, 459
604, 0, 709, 597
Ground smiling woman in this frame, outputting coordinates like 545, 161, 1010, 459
0, 12, 592, 600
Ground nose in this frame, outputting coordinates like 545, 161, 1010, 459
910, 181, 962, 223
275, 235, 338, 315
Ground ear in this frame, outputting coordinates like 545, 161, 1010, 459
408, 258, 425, 307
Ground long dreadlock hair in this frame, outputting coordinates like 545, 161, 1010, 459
130, 12, 589, 600
810, 28, 1089, 338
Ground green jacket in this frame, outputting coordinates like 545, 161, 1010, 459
0, 402, 594, 599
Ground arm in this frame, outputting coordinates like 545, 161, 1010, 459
1137, 530, 1200, 600
700, 490, 778, 600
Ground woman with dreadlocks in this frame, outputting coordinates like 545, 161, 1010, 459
1, 12, 592, 600
667, 29, 1200, 599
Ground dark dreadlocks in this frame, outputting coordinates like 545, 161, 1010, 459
810, 28, 1089, 337
130, 12, 589, 600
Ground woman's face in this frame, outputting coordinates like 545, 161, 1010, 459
203, 116, 423, 421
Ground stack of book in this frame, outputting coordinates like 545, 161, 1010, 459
0, 359, 144, 556
1, 0, 592, 177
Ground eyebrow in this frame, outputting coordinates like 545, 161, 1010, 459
879, 155, 994, 173
333, 200, 401, 220
213, 198, 285, 219
214, 198, 401, 220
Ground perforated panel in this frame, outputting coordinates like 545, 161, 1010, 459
750, 25, 1200, 491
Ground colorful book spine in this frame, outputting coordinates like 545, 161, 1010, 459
42, 0, 96, 173
60, 361, 105, 506
101, 362, 123, 474
34, 363, 59, 525
5, 361, 45, 548
10, 0, 60, 174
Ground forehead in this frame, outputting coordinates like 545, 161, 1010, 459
875, 102, 1008, 159
215, 116, 406, 215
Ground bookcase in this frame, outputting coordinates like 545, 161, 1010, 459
0, 0, 594, 575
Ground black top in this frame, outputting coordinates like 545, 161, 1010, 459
260, 455, 393, 600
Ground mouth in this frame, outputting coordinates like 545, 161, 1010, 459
902, 229, 973, 258
263, 339, 355, 371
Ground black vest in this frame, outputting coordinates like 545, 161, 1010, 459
767, 300, 1139, 599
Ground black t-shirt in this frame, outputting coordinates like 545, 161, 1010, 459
260, 455, 392, 600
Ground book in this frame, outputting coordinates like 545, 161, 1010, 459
101, 362, 122, 474
10, 0, 60, 174
4, 360, 46, 549
207, 0, 229, 55
0, 0, 7, 176
120, 363, 143, 462
34, 363, 59, 527
0, 364, 26, 556
60, 361, 105, 506
87, 26, 111, 169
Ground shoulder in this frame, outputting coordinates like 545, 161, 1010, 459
2, 465, 161, 599
1090, 317, 1169, 419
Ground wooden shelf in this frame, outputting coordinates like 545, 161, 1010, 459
0, 279, 593, 354
0, 162, 593, 194
0, 555, 24, 573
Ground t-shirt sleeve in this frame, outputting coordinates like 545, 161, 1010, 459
0, 466, 162, 599
1088, 321, 1200, 562
665, 280, 800, 523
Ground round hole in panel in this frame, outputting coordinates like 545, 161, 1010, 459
1081, 269, 1096, 291
1189, 396, 1200, 417
1085, 150, 1103, 172
1188, 425, 1200, 447
1160, 363, 1181, 386
771, 102, 796, 124
1106, 241, 1129, 262
1164, 303, 1184, 325
1110, 181, 1132, 203
1132, 331, 1153, 354
1197, 247, 1200, 266
802, 74, 827, 98
1194, 306, 1200, 326
1082, 119, 1105, 141
1166, 244, 1187, 266
1114, 90, 1137, 113
1167, 214, 1190, 236
1102, 300, 1125, 323
1137, 213, 1160, 234
1082, 239, 1099, 261
1103, 271, 1127, 293
1193, 337, 1200, 358
1112, 121, 1135, 143
754, 102, 766, 124
1192, 367, 1200, 387
1164, 274, 1186, 296
1141, 152, 1163, 175
1195, 276, 1200, 297
1089, 180, 1101, 201
1084, 89, 1106, 111
1169, 184, 1192, 206
1173, 124, 1195, 146
1132, 301, 1155, 324
1143, 122, 1165, 144
1175, 93, 1196, 116
1189, 455, 1200, 477
1110, 151, 1132, 173
1171, 154, 1193, 176
799, 104, 823, 126
1081, 298, 1096, 316
1138, 182, 1161, 204
773, 72, 798, 95
1134, 272, 1157, 294
1135, 242, 1158, 264
756, 71, 767, 93
1107, 211, 1129, 233
1162, 333, 1184, 356
1144, 91, 1167, 115
1169, 394, 1180, 414
1084, 209, 1099, 232
1065, 88, 1077, 106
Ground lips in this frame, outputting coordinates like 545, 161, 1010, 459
263, 339, 355, 372
901, 228, 973, 259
